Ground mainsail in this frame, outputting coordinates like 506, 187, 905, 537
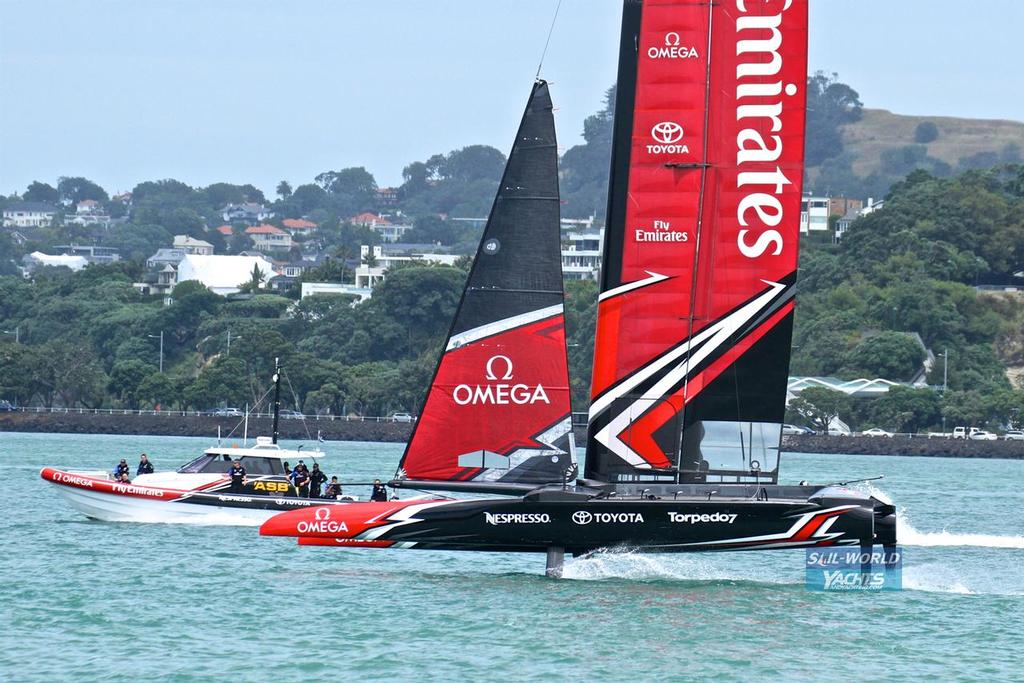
585, 0, 809, 483
394, 80, 574, 487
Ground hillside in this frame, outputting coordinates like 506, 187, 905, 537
842, 108, 1024, 179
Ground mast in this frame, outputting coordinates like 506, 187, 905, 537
584, 0, 810, 485
392, 80, 574, 489
272, 357, 281, 445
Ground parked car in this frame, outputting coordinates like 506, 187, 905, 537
202, 407, 244, 417
279, 410, 305, 420
390, 412, 414, 423
969, 429, 998, 441
782, 424, 814, 436
862, 428, 894, 438
0, 399, 16, 412
1003, 430, 1024, 441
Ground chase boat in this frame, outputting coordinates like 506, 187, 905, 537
41, 362, 356, 523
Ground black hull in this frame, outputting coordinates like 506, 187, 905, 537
264, 483, 897, 556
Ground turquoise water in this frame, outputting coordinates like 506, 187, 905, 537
2, 432, 1023, 681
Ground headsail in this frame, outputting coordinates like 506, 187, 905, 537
395, 80, 574, 487
585, 0, 809, 483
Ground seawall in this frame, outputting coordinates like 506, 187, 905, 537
3, 412, 1023, 459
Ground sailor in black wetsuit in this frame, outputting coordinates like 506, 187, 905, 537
291, 462, 310, 497
324, 477, 342, 499
370, 479, 388, 502
137, 454, 154, 476
309, 463, 327, 498
227, 459, 247, 493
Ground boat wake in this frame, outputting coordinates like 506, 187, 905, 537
562, 549, 794, 586
863, 483, 1024, 549
148, 513, 264, 527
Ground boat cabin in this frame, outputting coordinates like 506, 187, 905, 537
176, 436, 324, 476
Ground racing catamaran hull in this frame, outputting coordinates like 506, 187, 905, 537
261, 485, 896, 557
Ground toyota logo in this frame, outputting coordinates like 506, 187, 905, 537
651, 121, 684, 144
571, 511, 592, 525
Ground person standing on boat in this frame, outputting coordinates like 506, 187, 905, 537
137, 454, 154, 476
309, 463, 327, 498
227, 459, 247, 493
291, 461, 310, 497
370, 479, 388, 502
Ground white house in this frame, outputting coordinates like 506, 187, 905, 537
300, 281, 373, 304
23, 251, 88, 272
245, 224, 293, 252
350, 212, 412, 243
176, 254, 277, 295
172, 234, 214, 255
354, 244, 459, 289
221, 202, 272, 225
562, 227, 604, 280
3, 202, 57, 228
799, 195, 830, 234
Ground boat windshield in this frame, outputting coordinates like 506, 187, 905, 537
177, 454, 283, 475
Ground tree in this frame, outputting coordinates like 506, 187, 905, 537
315, 167, 378, 215
789, 387, 853, 433
24, 181, 58, 204
238, 263, 267, 294
804, 72, 863, 166
57, 176, 109, 205
136, 372, 181, 409
109, 360, 157, 409
841, 332, 926, 381
405, 215, 454, 245
914, 121, 939, 144
276, 180, 292, 199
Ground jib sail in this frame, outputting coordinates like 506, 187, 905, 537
585, 0, 809, 484
394, 80, 575, 486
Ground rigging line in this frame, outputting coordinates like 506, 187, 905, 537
224, 384, 275, 439
676, 0, 715, 484
282, 368, 313, 443
535, 0, 564, 80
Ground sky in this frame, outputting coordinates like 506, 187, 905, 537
2, 0, 1022, 197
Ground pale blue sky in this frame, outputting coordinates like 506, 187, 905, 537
1, 0, 1021, 196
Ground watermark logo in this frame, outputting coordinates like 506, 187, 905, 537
805, 547, 903, 591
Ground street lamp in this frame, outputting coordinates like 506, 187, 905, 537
148, 331, 164, 373
1, 326, 18, 343
227, 330, 242, 355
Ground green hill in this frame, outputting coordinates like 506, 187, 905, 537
842, 108, 1024, 179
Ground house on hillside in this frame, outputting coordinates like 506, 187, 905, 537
244, 224, 293, 253
55, 245, 120, 264
799, 195, 830, 234
376, 187, 399, 205
146, 248, 187, 270
214, 224, 234, 237
23, 251, 89, 272
176, 254, 277, 295
562, 227, 604, 281
221, 202, 272, 225
354, 244, 459, 289
282, 218, 317, 236
349, 212, 411, 243
172, 234, 214, 255
65, 199, 112, 228
3, 201, 57, 228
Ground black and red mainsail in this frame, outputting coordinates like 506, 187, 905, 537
394, 80, 574, 488
585, 0, 809, 483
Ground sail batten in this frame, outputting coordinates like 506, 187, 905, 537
395, 81, 575, 486
585, 0, 809, 484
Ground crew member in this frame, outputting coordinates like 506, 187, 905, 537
113, 459, 130, 479
323, 477, 342, 499
370, 479, 388, 502
137, 454, 154, 476
118, 472, 132, 484
227, 459, 247, 493
309, 463, 327, 498
283, 461, 292, 479
291, 463, 310, 497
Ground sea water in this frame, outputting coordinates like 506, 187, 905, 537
1, 432, 1022, 681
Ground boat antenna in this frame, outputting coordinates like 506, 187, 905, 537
272, 357, 282, 445
535, 0, 563, 80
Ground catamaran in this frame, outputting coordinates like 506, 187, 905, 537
260, 0, 897, 575
40, 361, 359, 522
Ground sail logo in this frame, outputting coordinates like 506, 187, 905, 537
571, 511, 645, 525
635, 219, 689, 243
647, 122, 689, 155
484, 512, 551, 525
452, 356, 551, 406
733, 1, 800, 259
295, 506, 349, 534
647, 32, 699, 60
667, 512, 738, 524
